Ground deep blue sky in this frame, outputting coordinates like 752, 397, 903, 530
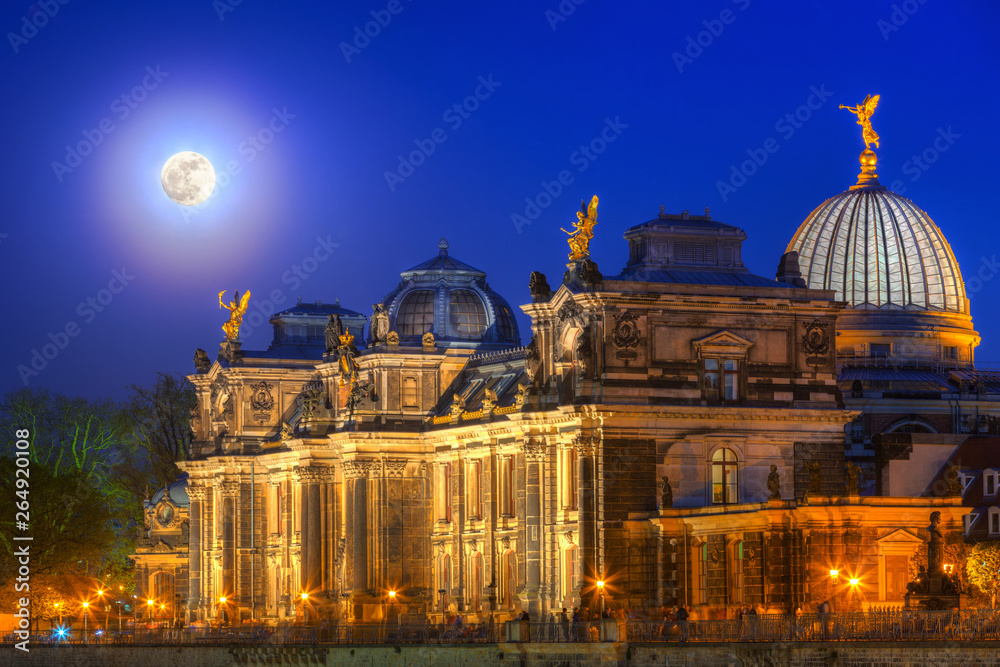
1, 0, 998, 399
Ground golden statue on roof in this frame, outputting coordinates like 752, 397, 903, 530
561, 195, 599, 261
840, 94, 880, 149
218, 290, 251, 341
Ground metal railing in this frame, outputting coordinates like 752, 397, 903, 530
7, 611, 1000, 646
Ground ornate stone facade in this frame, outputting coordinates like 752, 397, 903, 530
135, 217, 968, 625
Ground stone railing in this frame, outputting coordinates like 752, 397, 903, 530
12, 610, 1000, 646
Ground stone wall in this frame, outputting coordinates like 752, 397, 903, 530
10, 642, 1000, 667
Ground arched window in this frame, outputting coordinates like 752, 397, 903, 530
153, 572, 174, 611
469, 552, 483, 612
499, 550, 516, 609
712, 448, 739, 504
438, 553, 452, 611
729, 541, 744, 604
449, 290, 488, 338
561, 544, 579, 604
397, 290, 436, 337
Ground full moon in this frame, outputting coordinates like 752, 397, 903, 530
161, 152, 216, 206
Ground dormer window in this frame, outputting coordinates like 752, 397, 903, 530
990, 507, 1000, 537
985, 469, 999, 498
964, 513, 979, 537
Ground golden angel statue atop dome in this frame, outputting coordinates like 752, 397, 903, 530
218, 290, 251, 341
840, 94, 880, 149
561, 195, 599, 261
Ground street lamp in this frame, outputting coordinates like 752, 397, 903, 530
96, 589, 107, 633
596, 580, 605, 617
116, 600, 123, 631
849, 578, 859, 587
300, 593, 309, 625
388, 590, 396, 628
147, 599, 155, 623
82, 601, 89, 643
54, 601, 62, 626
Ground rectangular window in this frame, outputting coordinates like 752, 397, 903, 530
991, 509, 1000, 536
403, 377, 418, 409
498, 456, 514, 517
870, 343, 891, 357
560, 447, 577, 510
944, 346, 958, 359
703, 359, 739, 402
276, 485, 282, 537
435, 464, 452, 522
698, 543, 709, 604
466, 461, 482, 520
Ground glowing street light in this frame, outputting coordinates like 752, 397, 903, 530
82, 601, 89, 642
849, 578, 859, 586
596, 580, 606, 624
829, 569, 839, 581
96, 589, 107, 633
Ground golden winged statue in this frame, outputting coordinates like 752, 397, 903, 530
218, 290, 251, 341
840, 94, 880, 149
561, 195, 599, 261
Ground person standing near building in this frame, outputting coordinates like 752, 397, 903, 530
675, 605, 689, 642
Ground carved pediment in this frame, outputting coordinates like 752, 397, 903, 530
692, 330, 754, 358
151, 539, 174, 553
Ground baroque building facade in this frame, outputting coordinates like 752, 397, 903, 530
135, 143, 983, 623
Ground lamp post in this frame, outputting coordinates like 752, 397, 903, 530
116, 601, 122, 631
300, 593, 309, 625
219, 597, 227, 625
54, 602, 62, 627
96, 589, 106, 634
82, 601, 89, 643
388, 590, 396, 630
147, 599, 155, 624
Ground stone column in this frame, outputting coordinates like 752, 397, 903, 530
219, 481, 240, 614
522, 439, 546, 616
344, 460, 371, 597
297, 467, 324, 595
187, 485, 206, 621
576, 437, 598, 609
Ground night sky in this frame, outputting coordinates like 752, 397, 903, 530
1, 0, 998, 399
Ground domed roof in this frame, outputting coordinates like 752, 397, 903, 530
147, 474, 189, 508
787, 150, 968, 315
381, 238, 520, 350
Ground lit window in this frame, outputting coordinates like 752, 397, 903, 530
990, 507, 1000, 537
712, 448, 739, 505
703, 359, 739, 401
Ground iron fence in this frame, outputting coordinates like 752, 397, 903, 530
6, 610, 1000, 646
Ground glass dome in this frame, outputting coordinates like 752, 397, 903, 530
787, 178, 967, 314
380, 238, 520, 350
